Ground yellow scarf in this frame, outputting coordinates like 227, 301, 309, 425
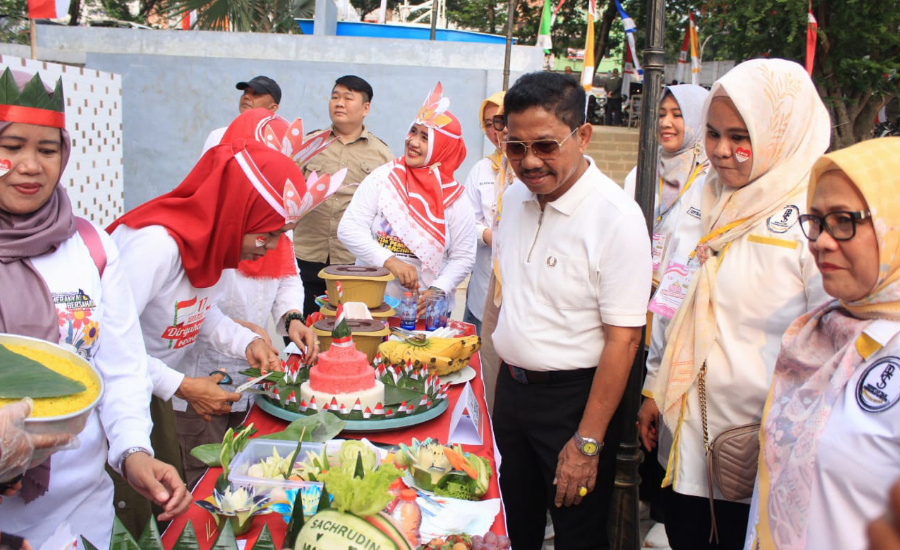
755, 137, 900, 550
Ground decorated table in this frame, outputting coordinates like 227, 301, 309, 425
161, 322, 505, 550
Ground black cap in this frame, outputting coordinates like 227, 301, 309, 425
236, 76, 282, 105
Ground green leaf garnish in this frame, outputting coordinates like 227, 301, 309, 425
0, 344, 87, 398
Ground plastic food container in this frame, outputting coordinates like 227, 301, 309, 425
319, 301, 396, 319
228, 438, 324, 514
319, 265, 394, 308
0, 333, 105, 465
313, 318, 390, 363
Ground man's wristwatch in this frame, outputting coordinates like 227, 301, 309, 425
573, 431, 603, 456
119, 446, 152, 476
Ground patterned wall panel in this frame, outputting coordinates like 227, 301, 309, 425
0, 55, 123, 226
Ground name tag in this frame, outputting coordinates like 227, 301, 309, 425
651, 233, 668, 274
648, 254, 698, 319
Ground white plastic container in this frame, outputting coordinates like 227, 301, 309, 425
228, 438, 325, 510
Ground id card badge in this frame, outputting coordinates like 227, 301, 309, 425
651, 233, 668, 274
648, 254, 698, 319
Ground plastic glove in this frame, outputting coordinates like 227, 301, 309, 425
0, 398, 73, 482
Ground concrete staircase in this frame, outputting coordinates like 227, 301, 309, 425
586, 125, 640, 187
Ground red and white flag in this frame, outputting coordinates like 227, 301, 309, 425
181, 9, 198, 30
806, 2, 818, 76
27, 0, 69, 19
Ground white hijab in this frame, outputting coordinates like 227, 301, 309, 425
658, 84, 709, 210
654, 58, 832, 429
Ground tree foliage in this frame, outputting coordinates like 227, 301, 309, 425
348, 0, 401, 22
446, 0, 506, 36
161, 0, 314, 32
702, 0, 900, 147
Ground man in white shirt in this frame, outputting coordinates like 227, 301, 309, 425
201, 75, 281, 153
491, 71, 651, 549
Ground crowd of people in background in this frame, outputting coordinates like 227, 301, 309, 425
0, 56, 899, 550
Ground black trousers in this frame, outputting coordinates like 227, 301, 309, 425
296, 258, 327, 317
493, 364, 623, 550
661, 486, 750, 550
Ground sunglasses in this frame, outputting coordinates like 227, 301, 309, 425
491, 115, 506, 132
502, 127, 579, 161
798, 210, 872, 242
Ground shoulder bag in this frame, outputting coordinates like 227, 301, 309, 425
698, 361, 761, 544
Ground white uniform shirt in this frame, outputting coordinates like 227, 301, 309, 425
0, 226, 153, 549
463, 157, 498, 321
805, 328, 900, 550
492, 157, 651, 372
175, 265, 304, 411
338, 162, 477, 302
645, 193, 829, 498
111, 225, 259, 400
624, 165, 707, 285
645, 174, 706, 387
744, 320, 900, 550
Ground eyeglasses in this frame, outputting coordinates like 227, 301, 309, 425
798, 210, 872, 242
503, 127, 579, 161
491, 115, 506, 132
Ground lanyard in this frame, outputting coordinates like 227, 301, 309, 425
656, 163, 704, 225
689, 217, 750, 260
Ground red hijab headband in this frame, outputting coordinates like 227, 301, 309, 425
108, 140, 306, 288
388, 82, 467, 247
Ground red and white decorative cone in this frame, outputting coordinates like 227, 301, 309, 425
331, 280, 355, 349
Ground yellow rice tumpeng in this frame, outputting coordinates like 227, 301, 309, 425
0, 344, 100, 417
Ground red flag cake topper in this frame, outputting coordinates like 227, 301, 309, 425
331, 281, 353, 346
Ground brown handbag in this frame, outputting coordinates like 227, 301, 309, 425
698, 362, 761, 544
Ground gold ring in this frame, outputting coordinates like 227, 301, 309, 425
578, 486, 588, 497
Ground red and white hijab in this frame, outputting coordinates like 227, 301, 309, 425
379, 82, 467, 278
223, 108, 347, 279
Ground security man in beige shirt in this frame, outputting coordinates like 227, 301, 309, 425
293, 75, 394, 315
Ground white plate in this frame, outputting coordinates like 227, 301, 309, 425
439, 365, 476, 386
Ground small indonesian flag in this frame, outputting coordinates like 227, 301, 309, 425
806, 2, 818, 76
27, 0, 69, 19
181, 9, 198, 30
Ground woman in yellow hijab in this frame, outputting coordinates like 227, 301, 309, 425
748, 137, 900, 550
463, 90, 504, 335
463, 91, 505, 410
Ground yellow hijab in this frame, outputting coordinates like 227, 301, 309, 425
809, 136, 900, 319
480, 91, 505, 171
755, 137, 900, 550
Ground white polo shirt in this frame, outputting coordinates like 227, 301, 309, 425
492, 157, 651, 372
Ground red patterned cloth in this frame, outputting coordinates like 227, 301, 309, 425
162, 322, 505, 549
